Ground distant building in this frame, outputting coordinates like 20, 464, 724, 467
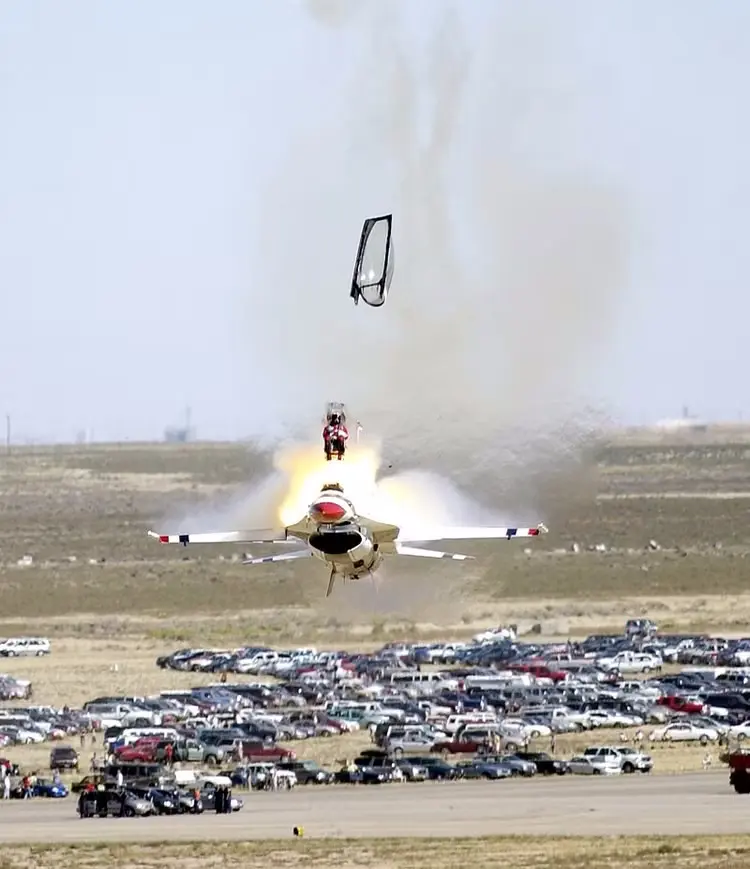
164, 407, 195, 442
655, 406, 707, 432
163, 426, 194, 443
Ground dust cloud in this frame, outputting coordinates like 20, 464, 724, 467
245, 0, 627, 516
164, 437, 525, 536
163, 0, 628, 605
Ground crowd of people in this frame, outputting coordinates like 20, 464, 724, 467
1, 762, 63, 800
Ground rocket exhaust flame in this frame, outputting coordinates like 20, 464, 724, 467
272, 439, 514, 532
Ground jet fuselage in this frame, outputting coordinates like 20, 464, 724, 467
306, 488, 383, 579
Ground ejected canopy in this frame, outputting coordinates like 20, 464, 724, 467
350, 214, 394, 307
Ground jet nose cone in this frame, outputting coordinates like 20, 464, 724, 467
311, 500, 347, 522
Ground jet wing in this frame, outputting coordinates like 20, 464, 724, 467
395, 524, 548, 543
392, 524, 547, 562
147, 529, 299, 546
350, 214, 394, 307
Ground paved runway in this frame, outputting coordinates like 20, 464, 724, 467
1, 772, 749, 842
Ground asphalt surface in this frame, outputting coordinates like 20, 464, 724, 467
1, 772, 749, 842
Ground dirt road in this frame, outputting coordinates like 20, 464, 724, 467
1, 772, 748, 842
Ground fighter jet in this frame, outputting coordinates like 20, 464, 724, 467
148, 482, 548, 598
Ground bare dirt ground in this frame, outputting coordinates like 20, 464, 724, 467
1, 428, 749, 860
0, 773, 746, 838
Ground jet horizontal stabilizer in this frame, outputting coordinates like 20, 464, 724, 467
243, 550, 312, 565
395, 544, 474, 561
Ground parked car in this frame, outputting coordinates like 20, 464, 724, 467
277, 760, 334, 785
31, 778, 69, 798
649, 722, 719, 744
0, 637, 50, 657
77, 788, 154, 818
49, 745, 79, 771
454, 759, 513, 780
485, 754, 537, 777
566, 755, 621, 775
513, 751, 569, 775
401, 755, 459, 780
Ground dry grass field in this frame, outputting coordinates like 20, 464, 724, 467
1, 427, 749, 642
2, 835, 750, 869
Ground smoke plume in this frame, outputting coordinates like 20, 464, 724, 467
245, 0, 627, 514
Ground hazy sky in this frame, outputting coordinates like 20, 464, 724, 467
1, 0, 749, 444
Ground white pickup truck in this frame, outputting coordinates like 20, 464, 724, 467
583, 745, 653, 773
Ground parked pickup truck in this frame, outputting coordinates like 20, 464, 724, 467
582, 745, 653, 774
239, 741, 296, 763
431, 734, 499, 755
199, 733, 296, 763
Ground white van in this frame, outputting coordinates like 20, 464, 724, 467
388, 672, 458, 693
444, 712, 498, 734
463, 674, 513, 691
0, 637, 50, 657
111, 726, 180, 747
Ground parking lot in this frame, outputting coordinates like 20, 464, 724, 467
3, 620, 750, 838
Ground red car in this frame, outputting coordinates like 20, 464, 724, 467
239, 741, 296, 762
657, 695, 705, 715
508, 661, 568, 682
114, 737, 161, 763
